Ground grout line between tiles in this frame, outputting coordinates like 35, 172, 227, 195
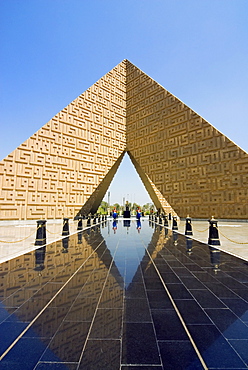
0, 238, 106, 361
145, 246, 208, 370
76, 241, 120, 370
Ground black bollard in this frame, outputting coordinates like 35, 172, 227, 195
35, 220, 47, 246
87, 215, 91, 227
208, 217, 221, 246
185, 216, 193, 236
172, 216, 178, 230
164, 215, 168, 227
93, 215, 97, 224
98, 214, 101, 223
159, 216, 162, 224
77, 217, 83, 231
102, 215, 105, 222
62, 218, 70, 236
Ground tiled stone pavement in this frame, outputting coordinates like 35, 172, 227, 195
0, 219, 248, 369
177, 219, 248, 261
0, 219, 80, 263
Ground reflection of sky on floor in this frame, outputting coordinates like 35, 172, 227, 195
0, 219, 248, 369
101, 219, 153, 287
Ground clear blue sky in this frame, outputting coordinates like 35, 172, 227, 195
1, 0, 248, 205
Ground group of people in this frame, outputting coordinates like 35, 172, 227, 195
112, 208, 142, 232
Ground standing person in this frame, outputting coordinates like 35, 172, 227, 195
113, 208, 117, 220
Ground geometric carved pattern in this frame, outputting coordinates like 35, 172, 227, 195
127, 151, 177, 217
126, 61, 248, 219
0, 62, 126, 220
0, 59, 247, 220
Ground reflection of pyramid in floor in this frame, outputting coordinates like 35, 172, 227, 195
0, 60, 247, 220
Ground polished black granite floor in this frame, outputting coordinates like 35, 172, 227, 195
0, 219, 248, 369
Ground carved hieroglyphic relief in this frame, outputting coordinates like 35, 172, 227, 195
126, 60, 248, 219
0, 59, 247, 220
0, 62, 126, 220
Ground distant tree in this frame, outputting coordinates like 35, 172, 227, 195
132, 202, 141, 211
97, 201, 108, 214
142, 203, 155, 215
101, 201, 108, 210
113, 203, 120, 211
125, 202, 132, 210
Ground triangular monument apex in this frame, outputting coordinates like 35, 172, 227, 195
0, 60, 247, 220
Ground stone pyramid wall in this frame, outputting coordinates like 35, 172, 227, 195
0, 62, 126, 220
0, 59, 247, 220
126, 61, 248, 219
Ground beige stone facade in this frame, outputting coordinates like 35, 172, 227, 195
0, 60, 247, 220
126, 61, 248, 219
0, 62, 126, 220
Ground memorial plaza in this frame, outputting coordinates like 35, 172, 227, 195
0, 60, 248, 368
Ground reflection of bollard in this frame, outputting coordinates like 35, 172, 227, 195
209, 246, 220, 273
62, 218, 70, 236
185, 216, 193, 236
164, 215, 168, 227
186, 237, 193, 255
62, 236, 69, 253
208, 217, 221, 246
172, 216, 178, 230
159, 216, 162, 224
154, 215, 157, 223
34, 246, 46, 271
93, 215, 97, 224
87, 215, 91, 227
78, 231, 82, 244
35, 220, 47, 246
173, 231, 178, 245
77, 217, 83, 231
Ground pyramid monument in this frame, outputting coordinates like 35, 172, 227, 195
0, 60, 247, 220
